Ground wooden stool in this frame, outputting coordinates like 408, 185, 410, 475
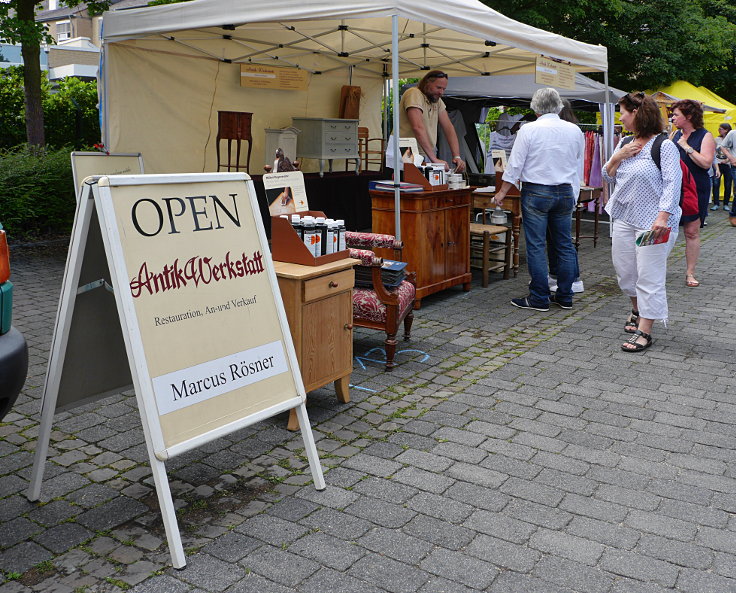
575, 186, 602, 249
216, 111, 253, 173
469, 222, 512, 287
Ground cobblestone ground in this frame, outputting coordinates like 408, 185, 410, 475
1, 211, 735, 593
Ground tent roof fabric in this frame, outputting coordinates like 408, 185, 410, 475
102, 0, 608, 77
653, 80, 736, 113
440, 72, 625, 109
648, 80, 736, 137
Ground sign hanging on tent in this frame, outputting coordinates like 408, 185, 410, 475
240, 64, 309, 91
535, 56, 575, 90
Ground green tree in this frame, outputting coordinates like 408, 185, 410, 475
0, 66, 30, 148
0, 0, 109, 147
44, 76, 101, 148
0, 65, 99, 149
482, 0, 736, 98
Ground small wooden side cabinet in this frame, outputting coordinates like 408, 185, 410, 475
274, 258, 356, 430
217, 110, 252, 173
370, 188, 472, 308
292, 117, 360, 176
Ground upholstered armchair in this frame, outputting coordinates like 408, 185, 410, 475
345, 231, 416, 371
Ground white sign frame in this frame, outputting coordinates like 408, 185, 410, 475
28, 173, 325, 569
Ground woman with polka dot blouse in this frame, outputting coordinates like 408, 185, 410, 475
602, 93, 681, 353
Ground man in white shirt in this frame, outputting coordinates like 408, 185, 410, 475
494, 87, 584, 311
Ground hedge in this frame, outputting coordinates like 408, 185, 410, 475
0, 146, 76, 240
0, 66, 101, 239
0, 66, 101, 151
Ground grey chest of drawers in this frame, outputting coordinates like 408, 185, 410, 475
292, 117, 359, 176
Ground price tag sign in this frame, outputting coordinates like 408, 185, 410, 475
241, 64, 309, 90
535, 56, 575, 90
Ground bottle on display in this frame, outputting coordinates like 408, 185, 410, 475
314, 217, 328, 256
290, 214, 303, 239
301, 217, 318, 256
325, 219, 337, 255
336, 219, 346, 251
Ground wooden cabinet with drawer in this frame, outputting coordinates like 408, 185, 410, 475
370, 188, 472, 308
274, 258, 356, 430
292, 117, 360, 176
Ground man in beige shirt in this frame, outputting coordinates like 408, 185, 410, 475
398, 70, 466, 172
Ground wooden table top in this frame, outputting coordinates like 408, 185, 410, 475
273, 257, 356, 280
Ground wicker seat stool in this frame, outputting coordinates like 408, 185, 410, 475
469, 222, 512, 287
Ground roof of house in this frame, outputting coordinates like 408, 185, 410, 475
36, 0, 149, 22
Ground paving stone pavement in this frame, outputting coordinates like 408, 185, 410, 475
1, 211, 735, 593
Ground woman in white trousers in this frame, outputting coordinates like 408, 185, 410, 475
602, 93, 682, 352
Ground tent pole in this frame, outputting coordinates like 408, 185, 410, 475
603, 70, 613, 162
101, 40, 109, 149
383, 66, 389, 143
392, 14, 401, 241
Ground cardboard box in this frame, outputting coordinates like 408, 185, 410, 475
271, 210, 349, 266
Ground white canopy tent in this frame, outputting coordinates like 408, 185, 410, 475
101, 0, 609, 238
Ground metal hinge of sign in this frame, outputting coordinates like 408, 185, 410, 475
77, 279, 115, 295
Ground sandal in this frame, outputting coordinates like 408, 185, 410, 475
621, 329, 653, 353
685, 274, 700, 288
624, 309, 640, 334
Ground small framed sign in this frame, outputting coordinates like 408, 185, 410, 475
263, 170, 309, 216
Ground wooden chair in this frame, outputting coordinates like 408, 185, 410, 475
469, 222, 512, 286
357, 127, 386, 172
345, 231, 416, 370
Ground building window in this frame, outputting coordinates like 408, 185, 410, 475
56, 21, 71, 42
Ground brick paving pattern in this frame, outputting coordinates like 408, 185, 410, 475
1, 212, 735, 592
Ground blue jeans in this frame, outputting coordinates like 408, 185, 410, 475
713, 164, 733, 205
547, 226, 580, 280
521, 182, 577, 304
731, 167, 736, 216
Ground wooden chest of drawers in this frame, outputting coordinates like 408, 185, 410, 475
274, 258, 355, 430
371, 188, 472, 308
292, 117, 359, 176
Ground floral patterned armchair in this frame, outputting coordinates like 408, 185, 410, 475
345, 231, 416, 370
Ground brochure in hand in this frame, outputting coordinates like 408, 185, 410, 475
635, 227, 671, 247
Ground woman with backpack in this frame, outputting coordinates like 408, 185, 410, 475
602, 92, 681, 353
670, 99, 716, 288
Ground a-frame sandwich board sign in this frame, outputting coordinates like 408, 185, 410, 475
28, 172, 325, 568
28, 153, 146, 503
70, 152, 145, 202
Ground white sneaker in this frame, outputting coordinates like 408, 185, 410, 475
548, 278, 584, 293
